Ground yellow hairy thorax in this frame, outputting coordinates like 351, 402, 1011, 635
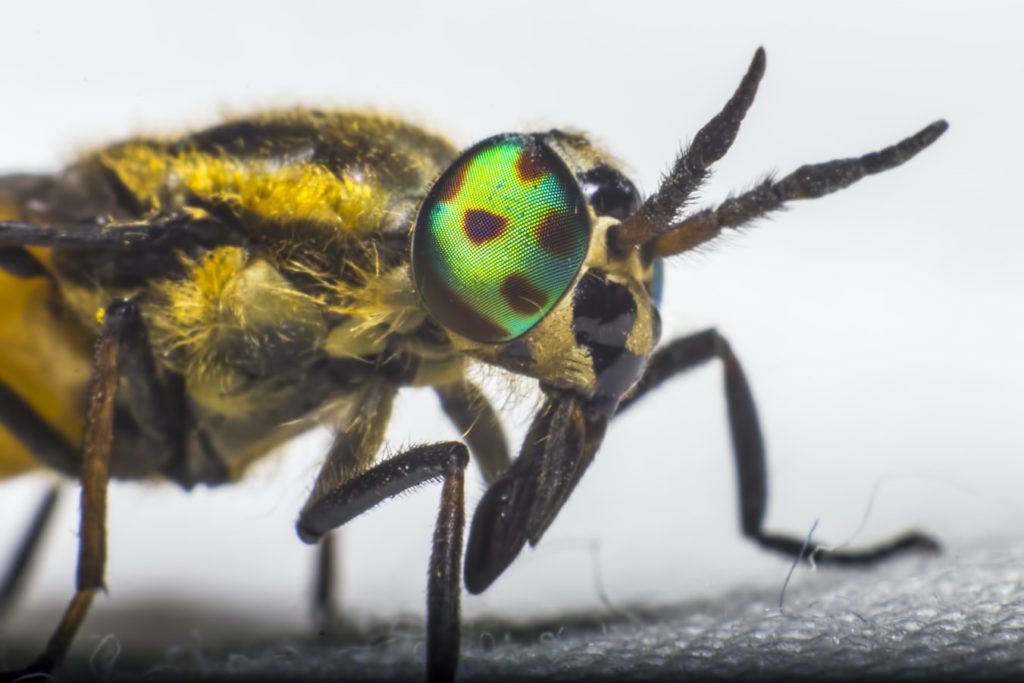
102, 144, 391, 235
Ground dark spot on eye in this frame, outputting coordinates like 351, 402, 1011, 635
535, 212, 575, 256
501, 274, 546, 316
463, 209, 507, 245
440, 164, 467, 202
515, 148, 546, 182
579, 165, 641, 219
416, 266, 509, 342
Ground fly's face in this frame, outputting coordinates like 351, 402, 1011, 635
411, 131, 661, 417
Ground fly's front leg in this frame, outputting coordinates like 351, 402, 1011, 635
297, 441, 469, 683
312, 531, 337, 634
0, 300, 133, 681
435, 380, 510, 485
302, 382, 397, 631
617, 328, 940, 564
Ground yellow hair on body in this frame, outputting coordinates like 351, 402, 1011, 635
147, 246, 327, 416
102, 145, 390, 237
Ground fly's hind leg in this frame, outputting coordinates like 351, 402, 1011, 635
297, 397, 469, 683
0, 300, 133, 680
616, 328, 940, 565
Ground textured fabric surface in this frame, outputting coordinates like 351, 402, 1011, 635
9, 540, 1024, 681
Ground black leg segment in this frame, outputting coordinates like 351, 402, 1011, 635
297, 441, 469, 543
296, 442, 469, 683
0, 214, 241, 251
0, 484, 60, 617
617, 328, 940, 565
427, 448, 466, 683
312, 532, 337, 633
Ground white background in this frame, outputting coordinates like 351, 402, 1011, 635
0, 0, 1021, 648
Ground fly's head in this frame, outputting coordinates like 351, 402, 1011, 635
411, 130, 665, 418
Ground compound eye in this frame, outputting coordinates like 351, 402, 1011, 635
412, 134, 591, 343
578, 165, 641, 220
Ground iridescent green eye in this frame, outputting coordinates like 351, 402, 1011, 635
412, 134, 591, 343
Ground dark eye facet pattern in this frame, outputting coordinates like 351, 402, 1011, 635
412, 134, 591, 343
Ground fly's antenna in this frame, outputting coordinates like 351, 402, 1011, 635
608, 47, 766, 255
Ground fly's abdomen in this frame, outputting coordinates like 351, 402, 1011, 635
0, 183, 92, 479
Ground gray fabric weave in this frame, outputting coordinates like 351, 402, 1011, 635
20, 539, 1020, 681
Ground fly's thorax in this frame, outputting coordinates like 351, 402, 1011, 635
143, 246, 328, 416
96, 111, 458, 239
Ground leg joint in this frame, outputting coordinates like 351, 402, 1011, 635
296, 442, 469, 545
